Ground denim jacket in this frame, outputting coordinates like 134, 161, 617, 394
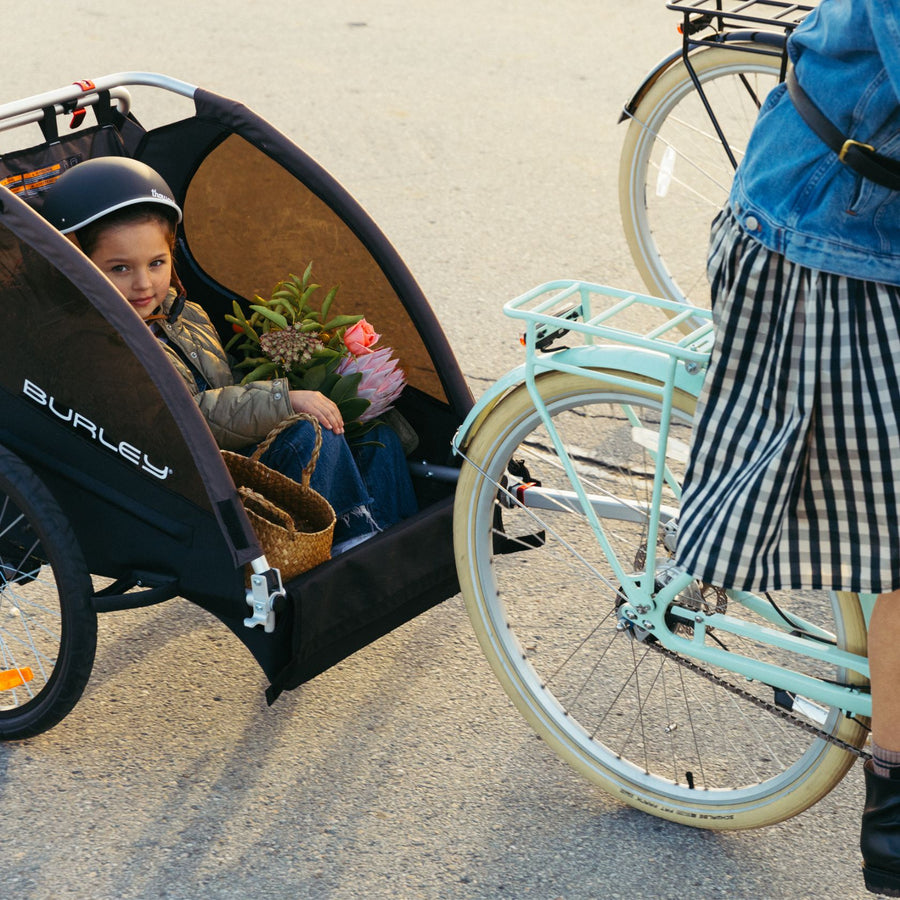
729, 0, 900, 285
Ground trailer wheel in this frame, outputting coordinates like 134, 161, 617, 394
0, 446, 97, 739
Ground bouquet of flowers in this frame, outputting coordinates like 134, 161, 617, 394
225, 263, 406, 443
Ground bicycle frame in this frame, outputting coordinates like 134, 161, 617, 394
453, 280, 872, 723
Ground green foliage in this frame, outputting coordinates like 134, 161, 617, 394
225, 264, 372, 438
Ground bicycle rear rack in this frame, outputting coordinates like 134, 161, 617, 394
667, 0, 818, 42
505, 280, 713, 363
652, 0, 820, 172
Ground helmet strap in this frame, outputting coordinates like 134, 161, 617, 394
167, 290, 186, 324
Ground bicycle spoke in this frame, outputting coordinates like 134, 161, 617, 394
621, 47, 781, 306
457, 373, 868, 828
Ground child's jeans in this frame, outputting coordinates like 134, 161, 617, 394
257, 420, 417, 544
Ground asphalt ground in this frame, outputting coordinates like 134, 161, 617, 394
3, 2, 879, 898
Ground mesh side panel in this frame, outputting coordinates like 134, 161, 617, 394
182, 134, 447, 402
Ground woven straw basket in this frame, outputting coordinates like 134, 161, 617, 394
222, 413, 336, 582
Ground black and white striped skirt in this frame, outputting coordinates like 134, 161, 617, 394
675, 208, 900, 594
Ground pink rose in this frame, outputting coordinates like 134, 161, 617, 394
343, 318, 380, 355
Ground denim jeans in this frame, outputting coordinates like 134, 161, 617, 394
257, 421, 417, 543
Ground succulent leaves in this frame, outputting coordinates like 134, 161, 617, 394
225, 264, 404, 442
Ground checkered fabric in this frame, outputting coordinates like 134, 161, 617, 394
675, 208, 900, 593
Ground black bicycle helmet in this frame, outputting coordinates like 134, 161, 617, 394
41, 157, 183, 234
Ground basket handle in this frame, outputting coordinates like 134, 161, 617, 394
249, 412, 323, 486
238, 486, 296, 534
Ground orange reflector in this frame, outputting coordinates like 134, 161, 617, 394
0, 667, 34, 691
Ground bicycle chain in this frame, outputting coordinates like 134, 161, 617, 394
471, 455, 871, 759
644, 637, 872, 759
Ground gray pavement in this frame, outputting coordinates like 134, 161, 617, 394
3, 2, 876, 898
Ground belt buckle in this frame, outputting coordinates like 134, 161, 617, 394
839, 138, 875, 164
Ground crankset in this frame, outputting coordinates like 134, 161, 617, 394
615, 560, 870, 759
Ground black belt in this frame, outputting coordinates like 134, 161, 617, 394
786, 67, 900, 191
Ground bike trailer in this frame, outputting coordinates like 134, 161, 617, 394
0, 73, 472, 737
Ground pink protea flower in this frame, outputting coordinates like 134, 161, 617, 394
337, 346, 406, 421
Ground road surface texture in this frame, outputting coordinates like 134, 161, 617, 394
3, 3, 876, 898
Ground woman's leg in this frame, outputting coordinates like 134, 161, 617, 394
869, 589, 900, 756
861, 590, 900, 896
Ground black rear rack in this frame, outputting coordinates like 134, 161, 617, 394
667, 0, 818, 39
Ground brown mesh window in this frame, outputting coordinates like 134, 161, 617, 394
182, 135, 446, 403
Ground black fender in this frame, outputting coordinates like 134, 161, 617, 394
619, 31, 787, 123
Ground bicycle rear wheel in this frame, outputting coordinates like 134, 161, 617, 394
619, 45, 781, 307
0, 446, 97, 739
454, 372, 868, 829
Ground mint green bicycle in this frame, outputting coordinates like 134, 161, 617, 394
451, 280, 871, 830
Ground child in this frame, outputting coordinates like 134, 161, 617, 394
41, 157, 417, 547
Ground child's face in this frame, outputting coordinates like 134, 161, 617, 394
87, 219, 173, 320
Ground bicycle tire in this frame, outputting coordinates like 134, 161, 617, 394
0, 446, 97, 740
454, 371, 869, 829
619, 44, 782, 307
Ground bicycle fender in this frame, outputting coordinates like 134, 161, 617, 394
619, 32, 788, 122
620, 48, 684, 121
453, 344, 705, 453
453, 364, 528, 454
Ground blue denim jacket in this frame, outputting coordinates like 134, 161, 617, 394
729, 0, 900, 285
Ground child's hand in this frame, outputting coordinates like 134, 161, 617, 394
288, 390, 345, 434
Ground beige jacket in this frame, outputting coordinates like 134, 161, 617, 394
155, 290, 293, 450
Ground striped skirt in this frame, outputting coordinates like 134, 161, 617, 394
675, 208, 900, 594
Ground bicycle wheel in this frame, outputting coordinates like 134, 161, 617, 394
454, 371, 869, 830
0, 446, 97, 739
619, 45, 782, 307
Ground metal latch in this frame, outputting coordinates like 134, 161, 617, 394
244, 568, 284, 632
